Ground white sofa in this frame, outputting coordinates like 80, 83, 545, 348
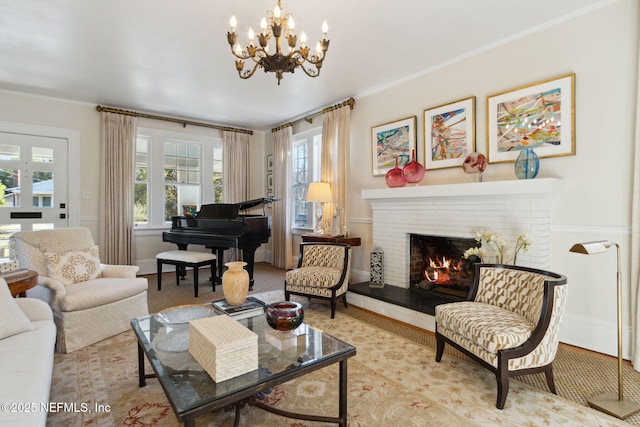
0, 292, 56, 427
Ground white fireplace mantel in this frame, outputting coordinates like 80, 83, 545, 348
360, 178, 564, 290
362, 178, 564, 202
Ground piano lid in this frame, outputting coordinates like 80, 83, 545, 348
238, 197, 280, 210
196, 197, 280, 218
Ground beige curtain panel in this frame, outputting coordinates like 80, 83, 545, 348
321, 104, 351, 235
99, 112, 137, 265
631, 43, 640, 370
272, 126, 293, 269
223, 131, 250, 203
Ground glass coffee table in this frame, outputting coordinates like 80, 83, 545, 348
131, 306, 356, 427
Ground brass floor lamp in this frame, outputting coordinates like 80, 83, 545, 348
569, 240, 640, 419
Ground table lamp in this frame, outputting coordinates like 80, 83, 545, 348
569, 240, 640, 419
306, 182, 332, 234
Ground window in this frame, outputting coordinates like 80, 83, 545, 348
291, 128, 321, 229
163, 140, 201, 221
135, 127, 222, 228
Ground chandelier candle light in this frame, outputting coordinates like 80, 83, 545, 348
227, 1, 329, 85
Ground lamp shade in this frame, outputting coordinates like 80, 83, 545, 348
306, 182, 332, 203
569, 240, 613, 255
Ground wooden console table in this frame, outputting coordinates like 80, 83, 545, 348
5, 270, 38, 297
302, 234, 361, 246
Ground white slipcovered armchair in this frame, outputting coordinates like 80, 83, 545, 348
10, 227, 148, 353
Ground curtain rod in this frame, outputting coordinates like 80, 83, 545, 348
271, 123, 293, 133
96, 105, 254, 135
271, 97, 355, 132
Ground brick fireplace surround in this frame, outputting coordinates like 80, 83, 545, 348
348, 178, 564, 332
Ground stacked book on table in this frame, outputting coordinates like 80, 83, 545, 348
211, 296, 266, 320
189, 315, 258, 382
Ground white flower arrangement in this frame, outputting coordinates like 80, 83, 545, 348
463, 230, 531, 265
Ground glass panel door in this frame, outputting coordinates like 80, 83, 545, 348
0, 132, 68, 257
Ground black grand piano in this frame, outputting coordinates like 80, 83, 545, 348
162, 197, 277, 290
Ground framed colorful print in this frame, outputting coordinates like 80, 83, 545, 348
371, 116, 416, 176
423, 96, 475, 170
487, 73, 575, 163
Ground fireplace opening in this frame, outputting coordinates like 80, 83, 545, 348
409, 234, 479, 299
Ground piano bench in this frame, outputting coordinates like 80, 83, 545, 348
156, 250, 217, 298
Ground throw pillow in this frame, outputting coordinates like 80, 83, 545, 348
0, 279, 34, 340
45, 246, 101, 286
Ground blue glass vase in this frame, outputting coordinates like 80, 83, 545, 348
514, 148, 539, 179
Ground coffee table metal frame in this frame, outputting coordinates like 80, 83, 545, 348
131, 311, 356, 427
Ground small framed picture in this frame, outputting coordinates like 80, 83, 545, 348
266, 154, 273, 172
267, 173, 273, 190
371, 116, 417, 176
424, 96, 475, 170
487, 73, 575, 163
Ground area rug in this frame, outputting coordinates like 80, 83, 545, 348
48, 291, 630, 426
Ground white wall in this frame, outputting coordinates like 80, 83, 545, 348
347, 0, 639, 357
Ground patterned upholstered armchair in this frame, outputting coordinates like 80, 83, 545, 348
285, 243, 351, 318
10, 227, 148, 353
435, 263, 568, 409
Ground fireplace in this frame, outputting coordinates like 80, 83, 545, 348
410, 234, 478, 299
353, 179, 563, 330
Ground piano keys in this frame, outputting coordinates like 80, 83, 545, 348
162, 197, 278, 290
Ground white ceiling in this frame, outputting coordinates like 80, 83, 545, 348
0, 0, 606, 131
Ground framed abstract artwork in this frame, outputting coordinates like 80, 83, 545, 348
423, 97, 475, 170
487, 73, 575, 163
371, 116, 416, 176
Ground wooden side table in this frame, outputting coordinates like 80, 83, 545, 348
5, 270, 38, 297
302, 234, 361, 246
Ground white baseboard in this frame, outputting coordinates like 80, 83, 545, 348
137, 259, 157, 275
560, 312, 628, 359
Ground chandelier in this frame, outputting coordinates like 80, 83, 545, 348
226, 1, 329, 85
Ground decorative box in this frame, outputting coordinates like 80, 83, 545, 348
0, 259, 19, 273
189, 315, 258, 382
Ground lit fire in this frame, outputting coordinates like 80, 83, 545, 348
424, 256, 462, 284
